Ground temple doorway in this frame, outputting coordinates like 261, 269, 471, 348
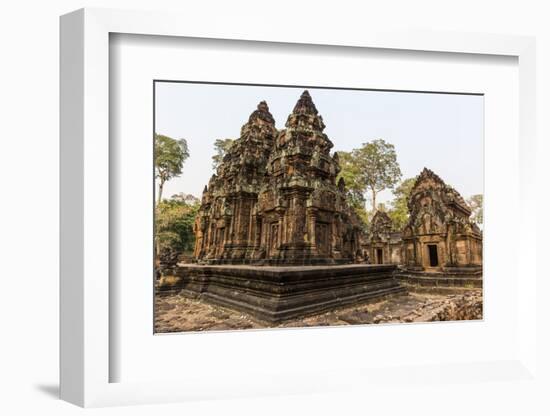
376, 248, 383, 264
428, 244, 439, 267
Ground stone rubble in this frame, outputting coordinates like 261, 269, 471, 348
154, 290, 482, 333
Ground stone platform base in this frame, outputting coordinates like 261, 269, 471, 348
197, 257, 355, 266
396, 267, 482, 289
160, 264, 405, 323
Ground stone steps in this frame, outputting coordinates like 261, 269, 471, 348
396, 272, 482, 289
167, 264, 405, 323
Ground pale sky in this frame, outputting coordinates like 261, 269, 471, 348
155, 82, 483, 208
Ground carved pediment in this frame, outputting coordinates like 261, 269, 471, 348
404, 167, 479, 239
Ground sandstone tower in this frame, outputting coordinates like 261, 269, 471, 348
193, 101, 277, 262
193, 91, 365, 265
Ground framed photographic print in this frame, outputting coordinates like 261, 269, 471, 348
60, 7, 540, 409
152, 81, 484, 333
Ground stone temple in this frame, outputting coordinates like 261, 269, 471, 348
398, 168, 483, 287
193, 91, 365, 265
161, 91, 482, 322
364, 210, 403, 265
192, 100, 278, 263
170, 91, 403, 322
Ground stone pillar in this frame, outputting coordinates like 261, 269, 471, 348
276, 208, 285, 248
226, 200, 236, 246
445, 228, 452, 266
206, 222, 215, 257
306, 207, 317, 248
248, 206, 255, 246
332, 213, 339, 251
438, 241, 445, 269
414, 239, 422, 267
222, 217, 230, 246
254, 216, 262, 247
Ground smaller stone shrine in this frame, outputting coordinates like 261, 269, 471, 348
364, 210, 403, 265
399, 168, 482, 287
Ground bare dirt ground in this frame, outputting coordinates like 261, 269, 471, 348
154, 290, 483, 333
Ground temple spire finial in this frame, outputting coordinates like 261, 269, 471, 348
257, 100, 269, 112
292, 89, 318, 115
247, 99, 275, 125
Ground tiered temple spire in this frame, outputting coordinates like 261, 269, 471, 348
194, 90, 365, 264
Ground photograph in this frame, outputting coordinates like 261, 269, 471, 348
3, 0, 544, 412
153, 82, 484, 333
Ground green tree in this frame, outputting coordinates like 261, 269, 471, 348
467, 194, 483, 226
212, 138, 235, 171
337, 151, 367, 210
354, 207, 370, 229
354, 139, 402, 212
156, 198, 201, 254
337, 151, 369, 227
155, 134, 189, 204
387, 177, 416, 230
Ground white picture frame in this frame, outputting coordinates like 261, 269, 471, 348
60, 7, 539, 408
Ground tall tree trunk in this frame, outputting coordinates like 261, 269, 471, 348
157, 180, 164, 205
155, 216, 161, 261
371, 187, 377, 213
155, 219, 161, 278
155, 179, 164, 274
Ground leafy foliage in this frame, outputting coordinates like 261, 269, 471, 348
337, 151, 370, 227
337, 151, 367, 210
467, 194, 483, 226
156, 199, 200, 253
336, 139, 402, 222
155, 134, 189, 203
212, 138, 235, 171
387, 177, 416, 230
353, 139, 402, 211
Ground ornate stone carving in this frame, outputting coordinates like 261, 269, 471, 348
364, 210, 403, 265
193, 91, 365, 265
193, 100, 277, 262
401, 168, 482, 273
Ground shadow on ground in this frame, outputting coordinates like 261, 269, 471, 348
34, 384, 59, 399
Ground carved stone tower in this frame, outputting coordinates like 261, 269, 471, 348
193, 90, 365, 265
193, 101, 277, 262
257, 90, 363, 264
